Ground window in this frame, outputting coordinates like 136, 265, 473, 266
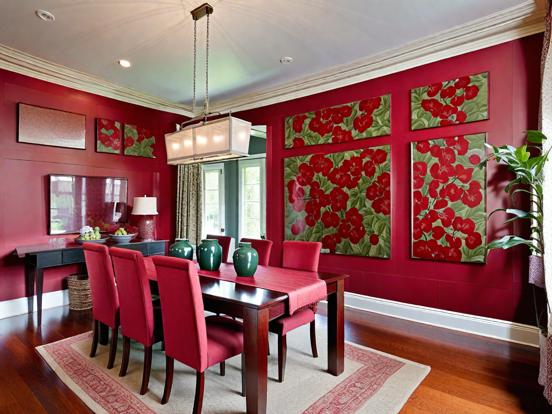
202, 163, 225, 236
239, 157, 266, 239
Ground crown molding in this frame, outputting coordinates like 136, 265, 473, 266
0, 44, 194, 117
209, 0, 546, 114
0, 1, 545, 116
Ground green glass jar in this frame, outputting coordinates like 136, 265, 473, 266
233, 242, 258, 277
168, 238, 194, 260
197, 239, 222, 271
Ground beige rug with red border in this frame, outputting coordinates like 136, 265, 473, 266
36, 324, 429, 413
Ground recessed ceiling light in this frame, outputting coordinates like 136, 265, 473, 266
118, 59, 132, 68
36, 9, 55, 22
280, 56, 294, 64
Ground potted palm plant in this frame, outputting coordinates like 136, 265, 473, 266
485, 130, 549, 331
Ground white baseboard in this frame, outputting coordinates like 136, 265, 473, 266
319, 292, 540, 348
0, 290, 69, 320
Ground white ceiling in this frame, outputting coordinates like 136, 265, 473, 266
0, 0, 541, 111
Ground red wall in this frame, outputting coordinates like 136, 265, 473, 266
0, 69, 183, 302
237, 35, 542, 324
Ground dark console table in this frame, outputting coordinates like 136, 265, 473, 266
15, 240, 167, 326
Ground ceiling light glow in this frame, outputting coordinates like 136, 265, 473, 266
118, 59, 132, 68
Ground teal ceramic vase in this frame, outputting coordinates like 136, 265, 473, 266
168, 238, 194, 260
197, 239, 222, 271
233, 242, 258, 277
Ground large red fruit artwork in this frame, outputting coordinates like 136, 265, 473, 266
411, 72, 488, 130
123, 124, 156, 158
96, 118, 122, 154
411, 133, 486, 263
284, 95, 391, 149
284, 146, 391, 258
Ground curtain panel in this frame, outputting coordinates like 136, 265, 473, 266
175, 164, 203, 246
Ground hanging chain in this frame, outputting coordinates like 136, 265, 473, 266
192, 19, 197, 115
204, 13, 210, 116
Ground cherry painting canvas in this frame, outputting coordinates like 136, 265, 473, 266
96, 118, 122, 154
123, 124, 155, 158
411, 133, 486, 263
284, 146, 391, 258
411, 72, 488, 130
284, 95, 391, 149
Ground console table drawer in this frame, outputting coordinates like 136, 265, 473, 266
147, 241, 166, 256
36, 251, 62, 268
63, 249, 84, 264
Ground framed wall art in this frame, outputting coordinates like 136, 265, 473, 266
411, 72, 488, 130
284, 94, 391, 149
124, 124, 155, 158
96, 118, 122, 154
284, 145, 391, 258
411, 133, 486, 263
18, 103, 86, 149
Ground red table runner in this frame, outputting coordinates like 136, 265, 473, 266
145, 259, 326, 315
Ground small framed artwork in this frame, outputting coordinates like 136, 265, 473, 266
284, 94, 391, 149
284, 145, 391, 258
124, 124, 155, 158
410, 72, 488, 130
411, 133, 486, 263
18, 103, 86, 149
96, 118, 122, 154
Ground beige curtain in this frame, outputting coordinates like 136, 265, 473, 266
540, 1, 552, 404
175, 164, 203, 246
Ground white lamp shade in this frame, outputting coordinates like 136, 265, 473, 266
132, 196, 158, 215
165, 115, 251, 164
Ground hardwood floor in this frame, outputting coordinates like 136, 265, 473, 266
0, 305, 549, 413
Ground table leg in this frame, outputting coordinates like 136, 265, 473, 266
35, 268, 44, 326
243, 307, 269, 414
99, 322, 109, 346
24, 260, 35, 315
327, 279, 344, 376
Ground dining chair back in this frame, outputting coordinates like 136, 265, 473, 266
240, 238, 273, 266
83, 242, 119, 368
282, 240, 322, 272
152, 255, 208, 372
110, 247, 155, 346
83, 243, 119, 328
206, 234, 232, 263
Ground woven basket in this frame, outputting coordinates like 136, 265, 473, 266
67, 274, 92, 311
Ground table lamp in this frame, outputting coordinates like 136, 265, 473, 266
132, 196, 158, 241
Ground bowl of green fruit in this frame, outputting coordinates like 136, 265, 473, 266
75, 226, 107, 244
109, 227, 137, 244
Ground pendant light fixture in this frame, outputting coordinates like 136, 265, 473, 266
165, 3, 251, 165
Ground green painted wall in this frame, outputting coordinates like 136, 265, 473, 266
223, 136, 266, 241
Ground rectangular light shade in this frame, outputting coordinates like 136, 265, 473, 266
165, 116, 251, 164
132, 196, 158, 215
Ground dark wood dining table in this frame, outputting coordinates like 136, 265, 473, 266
144, 261, 348, 414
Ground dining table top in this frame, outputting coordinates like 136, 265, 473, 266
144, 258, 348, 311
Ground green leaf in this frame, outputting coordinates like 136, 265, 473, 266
487, 235, 540, 253
527, 130, 547, 144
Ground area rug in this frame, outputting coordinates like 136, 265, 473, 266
36, 324, 429, 413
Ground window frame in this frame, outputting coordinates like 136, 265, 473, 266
202, 162, 225, 236
238, 156, 266, 240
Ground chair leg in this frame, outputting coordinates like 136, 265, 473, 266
310, 320, 318, 358
219, 361, 225, 376
119, 336, 130, 377
90, 320, 99, 358
241, 353, 246, 397
107, 325, 118, 369
193, 371, 205, 414
278, 334, 287, 383
140, 345, 153, 395
161, 356, 174, 404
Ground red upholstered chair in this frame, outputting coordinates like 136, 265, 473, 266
270, 240, 322, 382
240, 238, 273, 266
83, 243, 120, 369
110, 247, 163, 395
206, 234, 232, 263
151, 256, 244, 409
